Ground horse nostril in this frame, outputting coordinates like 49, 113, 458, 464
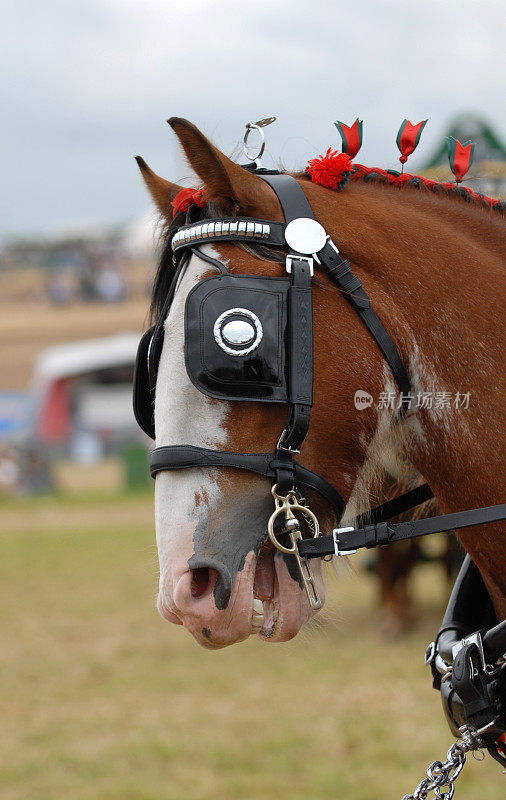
191, 567, 210, 599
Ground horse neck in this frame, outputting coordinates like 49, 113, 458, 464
310, 180, 505, 609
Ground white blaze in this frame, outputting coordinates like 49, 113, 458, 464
153, 248, 229, 592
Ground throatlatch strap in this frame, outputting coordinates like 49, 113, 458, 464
318, 240, 412, 410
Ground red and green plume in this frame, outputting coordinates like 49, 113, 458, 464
446, 136, 475, 183
396, 118, 428, 165
334, 118, 363, 159
306, 148, 353, 190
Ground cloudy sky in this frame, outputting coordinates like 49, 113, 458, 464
2, 0, 505, 239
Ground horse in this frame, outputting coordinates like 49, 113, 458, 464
135, 118, 505, 652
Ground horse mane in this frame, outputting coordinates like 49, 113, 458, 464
302, 163, 505, 215
149, 212, 182, 324
150, 165, 504, 324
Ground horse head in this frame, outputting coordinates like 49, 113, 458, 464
135, 119, 398, 648
136, 117, 506, 647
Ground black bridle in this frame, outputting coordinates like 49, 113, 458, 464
133, 167, 506, 766
135, 171, 414, 519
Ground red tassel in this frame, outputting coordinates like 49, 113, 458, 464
305, 148, 353, 190
171, 187, 206, 217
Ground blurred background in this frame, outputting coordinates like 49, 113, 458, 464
1, 2, 505, 798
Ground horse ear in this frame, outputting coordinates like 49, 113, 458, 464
167, 117, 282, 219
135, 156, 182, 218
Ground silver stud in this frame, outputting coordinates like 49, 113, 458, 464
215, 222, 222, 236
238, 221, 246, 236
222, 222, 230, 236
246, 222, 255, 237
254, 223, 263, 238
262, 224, 270, 238
213, 307, 263, 357
230, 222, 238, 235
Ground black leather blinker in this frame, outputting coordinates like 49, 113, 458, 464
184, 273, 291, 402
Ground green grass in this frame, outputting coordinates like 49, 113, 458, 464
0, 496, 503, 799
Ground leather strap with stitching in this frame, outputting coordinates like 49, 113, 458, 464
298, 503, 506, 558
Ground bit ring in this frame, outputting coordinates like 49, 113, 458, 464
267, 486, 320, 553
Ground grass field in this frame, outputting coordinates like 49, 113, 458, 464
1, 491, 503, 800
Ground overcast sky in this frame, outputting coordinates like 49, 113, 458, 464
2, 0, 505, 239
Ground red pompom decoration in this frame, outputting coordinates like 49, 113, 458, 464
305, 148, 353, 190
171, 187, 206, 217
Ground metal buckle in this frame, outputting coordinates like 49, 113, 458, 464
276, 429, 301, 454
325, 236, 340, 256
332, 527, 356, 556
425, 641, 436, 666
285, 255, 314, 276
452, 631, 487, 672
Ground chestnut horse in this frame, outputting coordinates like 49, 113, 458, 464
136, 118, 505, 650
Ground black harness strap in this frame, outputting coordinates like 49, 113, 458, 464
355, 483, 434, 528
260, 173, 314, 220
279, 257, 314, 456
298, 502, 506, 558
317, 240, 412, 410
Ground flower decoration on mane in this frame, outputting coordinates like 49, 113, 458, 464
305, 148, 353, 190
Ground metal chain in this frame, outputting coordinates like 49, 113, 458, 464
484, 652, 506, 676
401, 727, 486, 800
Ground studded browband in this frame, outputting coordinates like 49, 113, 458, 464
171, 219, 280, 250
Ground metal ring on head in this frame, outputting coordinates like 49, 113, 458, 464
243, 122, 266, 163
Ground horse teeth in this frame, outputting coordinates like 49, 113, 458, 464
253, 598, 263, 615
250, 618, 264, 634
